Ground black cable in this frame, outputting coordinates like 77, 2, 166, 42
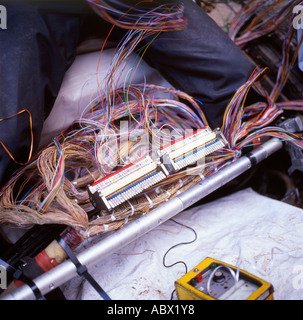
163, 219, 198, 273
162, 218, 198, 300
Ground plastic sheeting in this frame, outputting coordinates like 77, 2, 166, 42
39, 49, 172, 148
60, 188, 303, 300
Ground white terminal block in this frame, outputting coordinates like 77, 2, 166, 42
88, 127, 228, 211
88, 156, 168, 211
157, 127, 213, 157
159, 127, 228, 174
168, 132, 217, 160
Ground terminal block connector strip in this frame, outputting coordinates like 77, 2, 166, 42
88, 156, 168, 211
158, 127, 228, 174
88, 127, 228, 211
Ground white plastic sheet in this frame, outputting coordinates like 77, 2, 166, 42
61, 188, 303, 300
39, 49, 172, 147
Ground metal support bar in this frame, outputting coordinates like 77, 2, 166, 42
1, 138, 283, 300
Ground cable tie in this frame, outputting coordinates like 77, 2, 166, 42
165, 190, 171, 198
0, 258, 46, 300
110, 214, 116, 221
56, 236, 111, 300
178, 179, 183, 188
162, 189, 171, 201
127, 200, 135, 216
144, 193, 153, 209
199, 172, 205, 180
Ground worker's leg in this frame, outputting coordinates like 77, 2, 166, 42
142, 0, 256, 129
0, 4, 86, 187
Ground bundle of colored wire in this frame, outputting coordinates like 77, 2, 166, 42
223, 8, 303, 155
228, 0, 301, 47
0, 4, 192, 233
86, 0, 186, 31
270, 11, 303, 102
0, 82, 210, 234
1, 0, 303, 241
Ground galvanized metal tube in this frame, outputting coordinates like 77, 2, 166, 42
1, 138, 283, 300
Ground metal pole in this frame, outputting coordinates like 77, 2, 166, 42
1, 138, 283, 300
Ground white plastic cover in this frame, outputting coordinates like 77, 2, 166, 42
39, 49, 172, 148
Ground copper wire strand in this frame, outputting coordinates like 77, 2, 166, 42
0, 109, 34, 165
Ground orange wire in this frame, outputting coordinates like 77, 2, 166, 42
0, 109, 34, 165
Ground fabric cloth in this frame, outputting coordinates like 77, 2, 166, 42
0, 3, 87, 187
142, 0, 256, 128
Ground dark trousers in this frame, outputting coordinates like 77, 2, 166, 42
0, 0, 255, 187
